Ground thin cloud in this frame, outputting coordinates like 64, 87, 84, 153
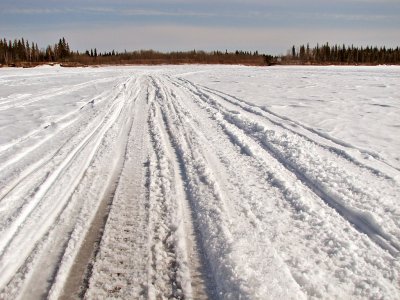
2, 6, 396, 23
95, 8, 218, 18
315, 13, 395, 21
1, 7, 218, 18
1, 8, 67, 14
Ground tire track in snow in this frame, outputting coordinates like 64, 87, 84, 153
146, 79, 211, 299
0, 77, 136, 291
185, 79, 400, 181
223, 114, 400, 256
147, 105, 189, 299
0, 78, 127, 174
150, 79, 214, 299
164, 75, 399, 298
0, 85, 128, 255
31, 78, 143, 299
0, 77, 136, 299
82, 76, 205, 299
0, 76, 122, 112
175, 77, 400, 257
58, 82, 139, 300
83, 78, 152, 299
0, 78, 130, 218
153, 76, 306, 299
151, 78, 232, 299
38, 76, 141, 299
0, 76, 133, 247
0, 88, 111, 157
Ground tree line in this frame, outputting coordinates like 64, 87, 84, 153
283, 43, 400, 65
1, 37, 399, 67
78, 48, 273, 66
0, 37, 273, 67
0, 37, 71, 66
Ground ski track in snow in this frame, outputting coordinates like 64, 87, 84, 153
0, 65, 399, 299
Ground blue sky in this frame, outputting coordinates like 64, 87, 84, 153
1, 0, 399, 54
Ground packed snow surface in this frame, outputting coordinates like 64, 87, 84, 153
0, 65, 399, 299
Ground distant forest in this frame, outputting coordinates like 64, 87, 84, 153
0, 37, 272, 66
284, 43, 400, 65
1, 37, 399, 67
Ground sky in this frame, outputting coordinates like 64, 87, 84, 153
1, 0, 399, 55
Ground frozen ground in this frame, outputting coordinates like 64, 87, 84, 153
0, 65, 399, 299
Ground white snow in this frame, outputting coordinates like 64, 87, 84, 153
182, 65, 400, 172
0, 65, 399, 299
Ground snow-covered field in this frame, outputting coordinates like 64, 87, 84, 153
0, 65, 399, 299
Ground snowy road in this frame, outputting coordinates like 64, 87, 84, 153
0, 65, 399, 299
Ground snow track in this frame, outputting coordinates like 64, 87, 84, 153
175, 77, 400, 255
0, 65, 399, 299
